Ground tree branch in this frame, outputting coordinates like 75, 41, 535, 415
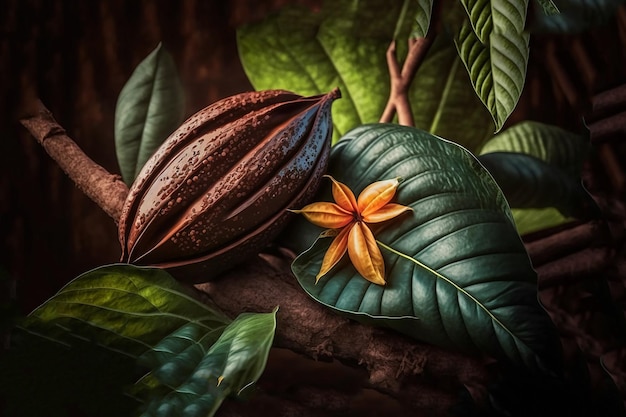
195, 254, 491, 413
20, 99, 491, 414
19, 100, 129, 223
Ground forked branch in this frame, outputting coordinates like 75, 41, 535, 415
380, 35, 434, 126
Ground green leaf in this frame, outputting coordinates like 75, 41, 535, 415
410, 35, 496, 152
21, 264, 230, 358
412, 0, 434, 38
237, 0, 494, 150
291, 123, 561, 373
529, 0, 625, 32
1, 329, 141, 417
453, 0, 530, 132
478, 121, 589, 176
237, 0, 413, 143
535, 0, 561, 14
135, 310, 277, 417
478, 121, 595, 234
478, 152, 597, 218
459, 0, 494, 43
510, 207, 572, 235
115, 43, 185, 186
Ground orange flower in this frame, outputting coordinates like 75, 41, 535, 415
290, 175, 412, 285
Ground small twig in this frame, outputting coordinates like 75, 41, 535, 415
380, 36, 434, 126
19, 100, 129, 223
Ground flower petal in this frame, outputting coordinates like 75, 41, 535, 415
362, 203, 412, 223
325, 175, 358, 212
316, 225, 351, 283
347, 222, 385, 285
290, 202, 353, 228
357, 178, 401, 218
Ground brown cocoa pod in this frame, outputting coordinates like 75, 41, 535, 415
118, 88, 340, 282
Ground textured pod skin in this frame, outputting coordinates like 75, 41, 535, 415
118, 88, 340, 282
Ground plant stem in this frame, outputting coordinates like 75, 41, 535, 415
19, 99, 129, 223
380, 35, 434, 126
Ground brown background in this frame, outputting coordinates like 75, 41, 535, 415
1, 1, 626, 416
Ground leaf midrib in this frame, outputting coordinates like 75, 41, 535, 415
376, 240, 518, 343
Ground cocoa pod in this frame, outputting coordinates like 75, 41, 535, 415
118, 88, 340, 282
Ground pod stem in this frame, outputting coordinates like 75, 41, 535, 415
19, 99, 129, 223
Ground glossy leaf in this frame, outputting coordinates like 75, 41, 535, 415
454, 1, 530, 132
135, 310, 277, 417
21, 264, 230, 358
478, 121, 589, 176
237, 1, 494, 150
529, 0, 625, 32
478, 121, 593, 234
115, 43, 185, 186
291, 123, 562, 373
478, 152, 597, 219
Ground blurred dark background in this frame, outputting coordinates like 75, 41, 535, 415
1, 1, 626, 416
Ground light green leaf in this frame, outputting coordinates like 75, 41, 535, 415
411, 35, 496, 152
237, 0, 494, 150
454, 1, 530, 132
135, 310, 277, 417
529, 0, 625, 32
21, 264, 230, 358
460, 0, 494, 43
291, 123, 562, 373
510, 207, 572, 235
237, 0, 414, 142
115, 43, 185, 186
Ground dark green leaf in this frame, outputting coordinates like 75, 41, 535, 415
237, 0, 494, 150
135, 310, 277, 417
535, 0, 561, 14
529, 0, 625, 32
21, 264, 230, 358
478, 121, 589, 176
115, 43, 185, 186
478, 152, 598, 217
478, 121, 594, 234
1, 329, 141, 417
291, 123, 561, 373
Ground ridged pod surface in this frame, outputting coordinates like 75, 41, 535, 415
118, 88, 340, 282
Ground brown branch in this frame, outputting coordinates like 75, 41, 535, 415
22, 102, 491, 414
536, 247, 614, 289
524, 221, 609, 268
195, 256, 491, 411
19, 100, 129, 223
380, 36, 434, 126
